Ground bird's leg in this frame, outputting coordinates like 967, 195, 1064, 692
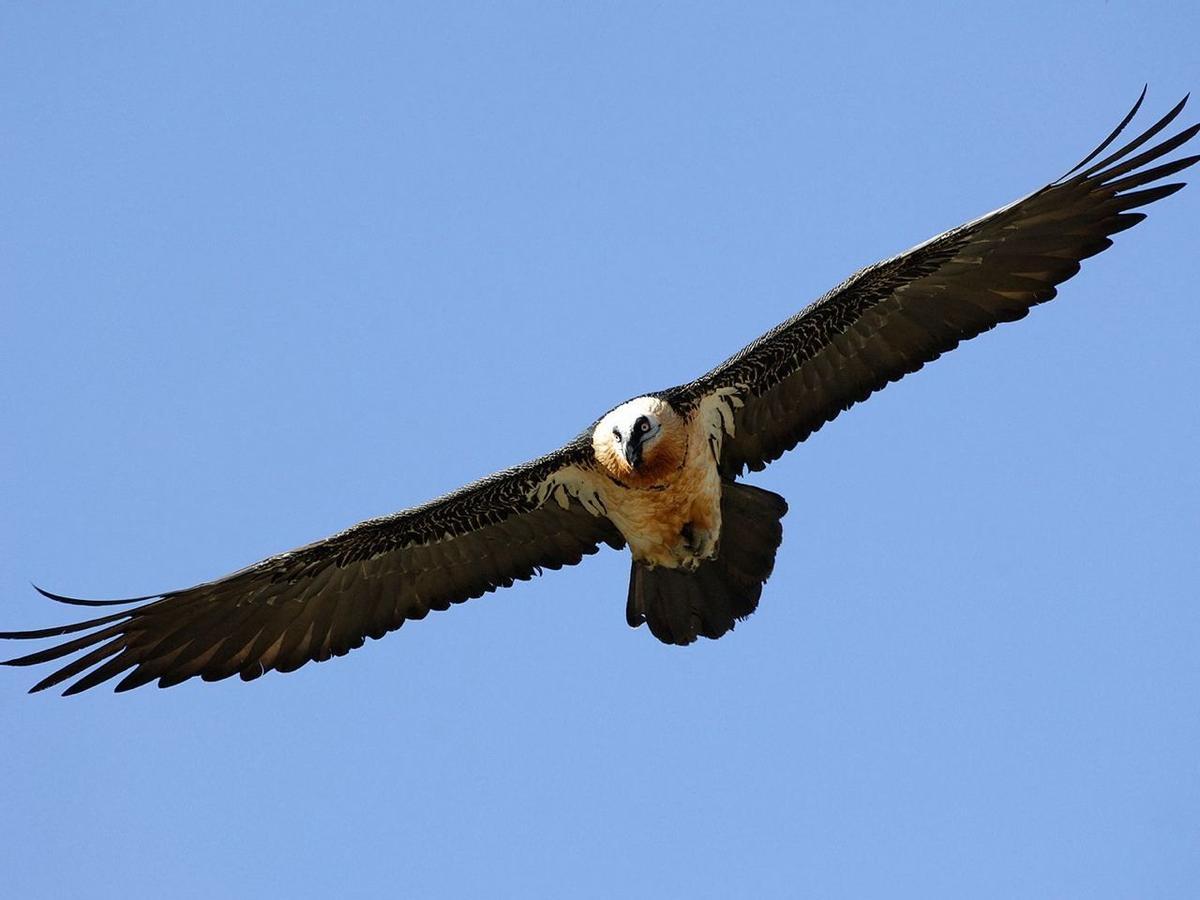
677, 522, 718, 571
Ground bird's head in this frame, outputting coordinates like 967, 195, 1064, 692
592, 396, 686, 484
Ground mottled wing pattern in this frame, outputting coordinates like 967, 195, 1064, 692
670, 91, 1197, 477
2, 442, 622, 694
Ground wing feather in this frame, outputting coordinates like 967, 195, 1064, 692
668, 92, 1197, 476
2, 443, 622, 693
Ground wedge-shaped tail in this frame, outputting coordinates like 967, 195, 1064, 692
627, 481, 788, 645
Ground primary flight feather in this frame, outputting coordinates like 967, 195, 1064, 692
5, 89, 1197, 694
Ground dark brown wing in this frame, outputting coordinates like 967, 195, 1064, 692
2, 443, 622, 694
668, 90, 1198, 477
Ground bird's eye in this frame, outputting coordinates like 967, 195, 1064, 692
612, 427, 621, 442
639, 420, 651, 433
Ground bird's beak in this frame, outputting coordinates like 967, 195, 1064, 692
623, 433, 644, 470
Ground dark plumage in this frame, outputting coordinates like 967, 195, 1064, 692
4, 89, 1196, 694
627, 482, 787, 645
669, 90, 1198, 475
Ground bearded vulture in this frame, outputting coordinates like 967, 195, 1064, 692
4, 90, 1197, 694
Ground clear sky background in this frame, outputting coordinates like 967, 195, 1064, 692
2, 3, 1198, 898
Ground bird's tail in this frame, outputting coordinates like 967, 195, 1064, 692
626, 481, 787, 645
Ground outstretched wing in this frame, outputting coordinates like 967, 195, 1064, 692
669, 90, 1198, 477
2, 443, 621, 694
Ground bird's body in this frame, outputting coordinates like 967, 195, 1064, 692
587, 395, 725, 570
5, 89, 1197, 694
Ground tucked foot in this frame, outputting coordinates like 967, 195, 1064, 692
677, 522, 718, 571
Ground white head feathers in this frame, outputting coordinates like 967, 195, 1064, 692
591, 396, 687, 484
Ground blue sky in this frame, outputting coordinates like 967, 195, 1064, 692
2, 3, 1197, 898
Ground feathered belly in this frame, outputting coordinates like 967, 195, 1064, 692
601, 455, 723, 569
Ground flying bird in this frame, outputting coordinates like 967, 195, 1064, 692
5, 90, 1197, 695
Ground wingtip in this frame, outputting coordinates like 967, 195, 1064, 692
1163, 92, 1190, 122
28, 674, 56, 694
1059, 86, 1153, 181
32, 583, 78, 603
31, 582, 161, 607
1132, 83, 1148, 117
